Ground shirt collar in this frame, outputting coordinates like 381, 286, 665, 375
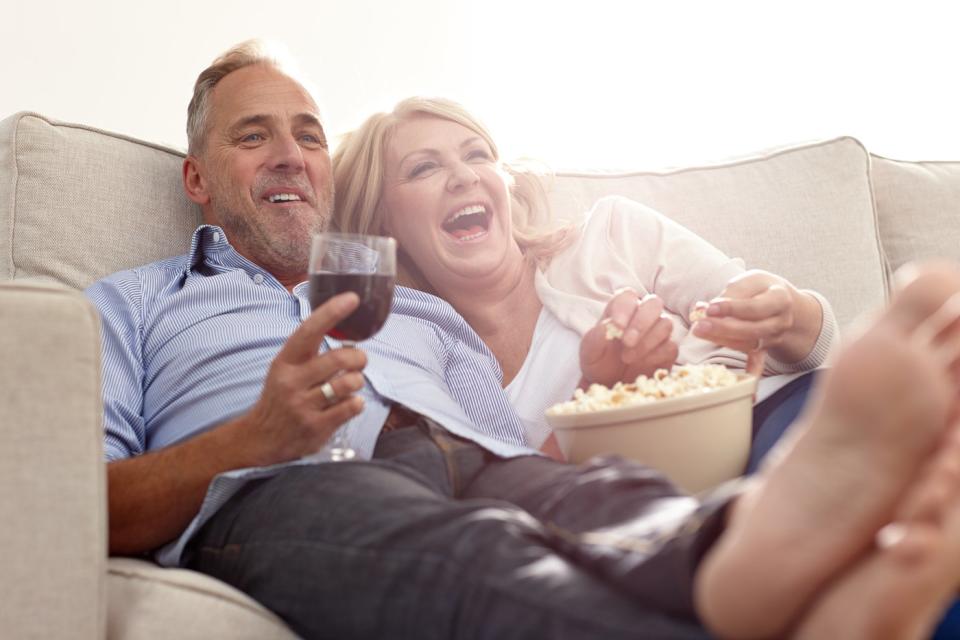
184, 225, 283, 289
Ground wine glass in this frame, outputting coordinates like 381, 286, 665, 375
308, 232, 396, 460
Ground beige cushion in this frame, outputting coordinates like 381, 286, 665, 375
871, 154, 960, 276
0, 112, 200, 290
547, 137, 887, 333
108, 558, 298, 639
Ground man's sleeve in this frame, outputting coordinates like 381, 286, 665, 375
85, 273, 147, 461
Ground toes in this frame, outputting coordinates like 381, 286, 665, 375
886, 262, 960, 333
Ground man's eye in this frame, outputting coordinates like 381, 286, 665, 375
241, 133, 265, 143
301, 134, 328, 147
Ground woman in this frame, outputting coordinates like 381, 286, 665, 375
331, 97, 836, 467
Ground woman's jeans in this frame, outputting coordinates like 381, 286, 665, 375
747, 371, 819, 473
185, 417, 733, 640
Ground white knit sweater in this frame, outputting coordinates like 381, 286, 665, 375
534, 195, 838, 375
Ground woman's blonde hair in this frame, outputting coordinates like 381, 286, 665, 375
331, 97, 576, 291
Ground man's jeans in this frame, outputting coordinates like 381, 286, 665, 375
185, 418, 732, 639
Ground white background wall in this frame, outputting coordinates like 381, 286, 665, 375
2, 0, 957, 169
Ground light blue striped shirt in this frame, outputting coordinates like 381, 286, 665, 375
86, 226, 537, 566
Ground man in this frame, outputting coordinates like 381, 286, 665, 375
88, 40, 960, 640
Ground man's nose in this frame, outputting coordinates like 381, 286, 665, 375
446, 162, 480, 191
267, 134, 306, 173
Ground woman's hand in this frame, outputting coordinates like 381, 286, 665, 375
580, 289, 679, 388
691, 270, 823, 376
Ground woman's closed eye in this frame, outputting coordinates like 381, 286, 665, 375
466, 149, 493, 162
409, 161, 438, 178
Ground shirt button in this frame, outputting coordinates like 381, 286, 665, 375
212, 232, 221, 242
253, 274, 264, 285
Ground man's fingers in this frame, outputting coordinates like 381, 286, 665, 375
280, 292, 360, 364
300, 347, 368, 386
307, 371, 366, 407
313, 396, 366, 445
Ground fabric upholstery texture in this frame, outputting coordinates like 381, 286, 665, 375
0, 281, 106, 639
0, 112, 199, 289
870, 154, 960, 277
548, 138, 888, 332
108, 558, 297, 639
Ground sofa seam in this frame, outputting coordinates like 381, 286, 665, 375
553, 136, 863, 179
864, 150, 893, 299
869, 152, 960, 166
7, 113, 23, 280
23, 111, 187, 158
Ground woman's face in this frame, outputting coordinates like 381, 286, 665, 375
379, 114, 519, 294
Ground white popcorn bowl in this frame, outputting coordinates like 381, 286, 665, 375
546, 375, 757, 494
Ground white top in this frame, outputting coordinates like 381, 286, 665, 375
503, 196, 839, 443
505, 307, 582, 448
535, 196, 838, 376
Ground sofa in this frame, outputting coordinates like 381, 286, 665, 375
2, 111, 959, 639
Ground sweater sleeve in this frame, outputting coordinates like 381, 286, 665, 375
600, 196, 746, 320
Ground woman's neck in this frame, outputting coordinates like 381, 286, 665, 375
440, 258, 543, 387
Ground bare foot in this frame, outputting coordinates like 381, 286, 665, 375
694, 263, 960, 639
792, 428, 960, 640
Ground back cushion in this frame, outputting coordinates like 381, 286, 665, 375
0, 112, 200, 290
871, 155, 960, 276
546, 137, 887, 333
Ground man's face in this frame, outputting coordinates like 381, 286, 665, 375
187, 64, 333, 281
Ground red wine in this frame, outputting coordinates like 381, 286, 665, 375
309, 273, 395, 341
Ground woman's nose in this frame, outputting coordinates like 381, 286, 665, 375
447, 162, 480, 190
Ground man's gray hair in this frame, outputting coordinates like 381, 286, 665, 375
186, 39, 308, 155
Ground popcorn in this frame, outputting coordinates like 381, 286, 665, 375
689, 302, 709, 323
547, 364, 739, 415
602, 318, 624, 341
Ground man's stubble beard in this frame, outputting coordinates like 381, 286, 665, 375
213, 184, 334, 278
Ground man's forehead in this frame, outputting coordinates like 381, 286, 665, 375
211, 64, 324, 128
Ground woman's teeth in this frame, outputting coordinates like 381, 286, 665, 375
442, 205, 489, 240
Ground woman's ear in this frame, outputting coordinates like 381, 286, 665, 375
183, 156, 211, 206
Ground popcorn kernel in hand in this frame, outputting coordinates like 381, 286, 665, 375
602, 318, 624, 341
689, 302, 709, 323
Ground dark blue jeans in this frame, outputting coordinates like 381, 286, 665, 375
185, 418, 732, 640
746, 371, 819, 473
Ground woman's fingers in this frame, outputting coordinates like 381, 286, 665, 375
621, 315, 673, 363
707, 284, 791, 322
622, 296, 664, 348
694, 313, 790, 352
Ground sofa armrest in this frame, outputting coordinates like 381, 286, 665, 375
0, 281, 106, 638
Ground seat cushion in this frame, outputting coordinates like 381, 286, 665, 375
547, 137, 887, 333
108, 558, 298, 639
870, 154, 960, 277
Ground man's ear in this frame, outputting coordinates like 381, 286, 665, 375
183, 156, 210, 206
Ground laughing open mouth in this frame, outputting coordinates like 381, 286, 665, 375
441, 204, 490, 240
266, 193, 304, 203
